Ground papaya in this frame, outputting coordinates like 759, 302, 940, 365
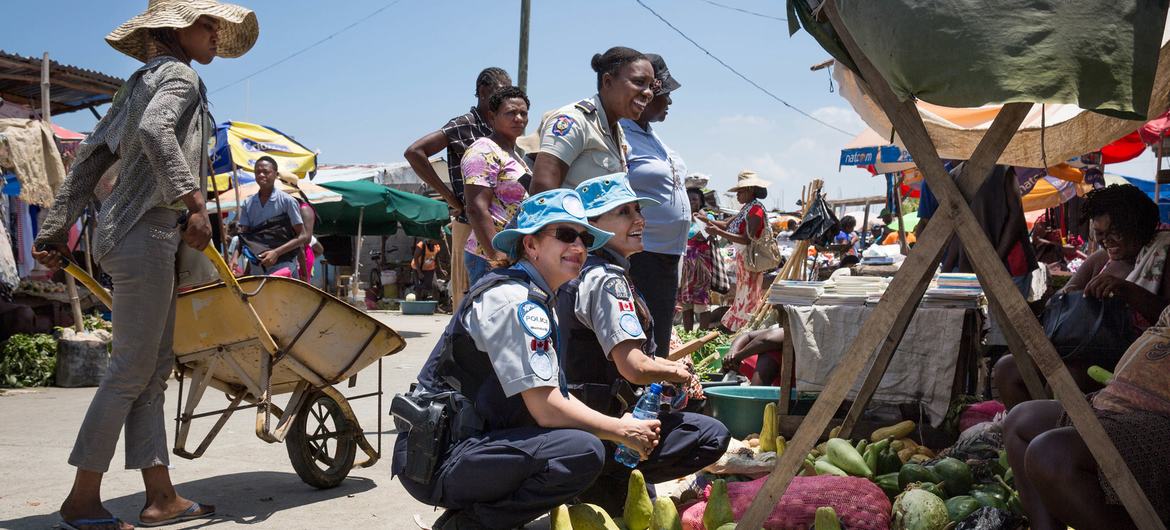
551, 504, 573, 530
898, 463, 940, 491
703, 479, 734, 530
826, 438, 873, 478
878, 446, 903, 475
569, 503, 623, 530
875, 472, 902, 501
775, 435, 787, 456
624, 470, 653, 530
944, 496, 980, 522
815, 506, 843, 530
930, 457, 973, 496
970, 489, 1008, 511
650, 497, 682, 530
870, 420, 915, 442
760, 402, 778, 452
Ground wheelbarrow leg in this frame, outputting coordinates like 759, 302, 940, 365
318, 385, 380, 468
173, 356, 220, 458
175, 392, 246, 460
272, 382, 312, 442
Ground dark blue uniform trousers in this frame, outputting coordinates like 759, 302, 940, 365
393, 427, 605, 529
578, 411, 731, 513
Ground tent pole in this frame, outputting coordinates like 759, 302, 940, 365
41, 52, 85, 333
353, 207, 365, 302
893, 177, 910, 255
208, 158, 226, 254
231, 162, 243, 224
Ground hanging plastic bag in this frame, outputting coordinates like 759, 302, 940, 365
790, 192, 839, 246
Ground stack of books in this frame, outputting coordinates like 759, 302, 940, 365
767, 281, 825, 306
921, 273, 984, 308
820, 276, 890, 306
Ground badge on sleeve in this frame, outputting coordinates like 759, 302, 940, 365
603, 277, 632, 300
620, 313, 644, 337
551, 115, 577, 137
517, 301, 552, 340
529, 344, 555, 381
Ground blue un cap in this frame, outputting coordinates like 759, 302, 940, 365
492, 189, 614, 258
575, 173, 661, 218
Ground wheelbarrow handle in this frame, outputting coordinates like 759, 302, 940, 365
199, 244, 281, 356
35, 243, 113, 310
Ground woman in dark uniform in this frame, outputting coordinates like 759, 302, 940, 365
392, 189, 662, 530
558, 173, 731, 512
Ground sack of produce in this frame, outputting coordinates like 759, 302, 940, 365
680, 475, 891, 530
958, 401, 1006, 433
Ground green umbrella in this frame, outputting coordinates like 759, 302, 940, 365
886, 210, 919, 232
315, 180, 449, 239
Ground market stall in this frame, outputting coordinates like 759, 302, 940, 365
731, 1, 1170, 527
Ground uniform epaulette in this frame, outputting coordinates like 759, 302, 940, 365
574, 99, 597, 114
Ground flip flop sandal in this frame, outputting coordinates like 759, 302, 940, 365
138, 502, 215, 528
59, 517, 127, 530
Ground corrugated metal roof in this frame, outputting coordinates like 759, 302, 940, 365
0, 50, 124, 116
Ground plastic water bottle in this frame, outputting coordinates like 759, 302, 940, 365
615, 383, 663, 468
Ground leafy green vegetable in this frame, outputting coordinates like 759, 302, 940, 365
0, 333, 58, 388
674, 326, 731, 377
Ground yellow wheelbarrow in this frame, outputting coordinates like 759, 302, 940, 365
60, 246, 406, 488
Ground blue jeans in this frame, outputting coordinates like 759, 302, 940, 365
465, 251, 492, 286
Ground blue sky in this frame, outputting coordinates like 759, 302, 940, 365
7, 0, 1157, 210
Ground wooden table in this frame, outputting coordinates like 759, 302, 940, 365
772, 303, 983, 440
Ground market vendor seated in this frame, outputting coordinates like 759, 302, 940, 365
995, 184, 1170, 408
558, 173, 731, 513
722, 326, 784, 386
1004, 304, 1170, 529
237, 156, 308, 277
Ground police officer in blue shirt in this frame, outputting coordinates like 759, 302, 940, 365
391, 189, 663, 530
558, 174, 731, 513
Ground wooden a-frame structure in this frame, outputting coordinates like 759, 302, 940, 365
737, 1, 1166, 528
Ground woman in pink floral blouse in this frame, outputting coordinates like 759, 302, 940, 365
460, 86, 532, 285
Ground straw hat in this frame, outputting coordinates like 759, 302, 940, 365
726, 170, 771, 191
106, 0, 259, 62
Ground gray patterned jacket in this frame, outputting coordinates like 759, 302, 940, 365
36, 56, 209, 261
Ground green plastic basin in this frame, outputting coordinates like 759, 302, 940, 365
703, 386, 806, 439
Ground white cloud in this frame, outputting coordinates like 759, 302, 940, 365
810, 106, 866, 134
715, 114, 774, 130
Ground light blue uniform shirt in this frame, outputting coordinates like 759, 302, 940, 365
619, 119, 690, 255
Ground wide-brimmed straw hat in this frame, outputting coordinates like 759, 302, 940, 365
726, 170, 771, 191
107, 0, 259, 62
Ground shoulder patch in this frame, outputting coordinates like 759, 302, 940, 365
517, 301, 552, 340
603, 277, 632, 300
574, 99, 597, 114
620, 313, 644, 337
551, 115, 577, 137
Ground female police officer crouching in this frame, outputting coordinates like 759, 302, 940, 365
391, 188, 663, 530
558, 174, 731, 512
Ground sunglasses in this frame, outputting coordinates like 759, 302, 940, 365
539, 227, 595, 247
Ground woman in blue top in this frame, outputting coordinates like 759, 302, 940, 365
619, 53, 690, 357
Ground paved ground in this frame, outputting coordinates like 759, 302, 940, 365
0, 311, 556, 530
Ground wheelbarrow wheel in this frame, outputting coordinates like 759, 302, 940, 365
286, 390, 357, 489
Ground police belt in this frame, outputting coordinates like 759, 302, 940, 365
566, 379, 638, 417
390, 384, 484, 485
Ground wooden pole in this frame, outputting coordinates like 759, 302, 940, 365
517, 0, 531, 92
893, 178, 910, 255
41, 52, 85, 333
230, 161, 243, 224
